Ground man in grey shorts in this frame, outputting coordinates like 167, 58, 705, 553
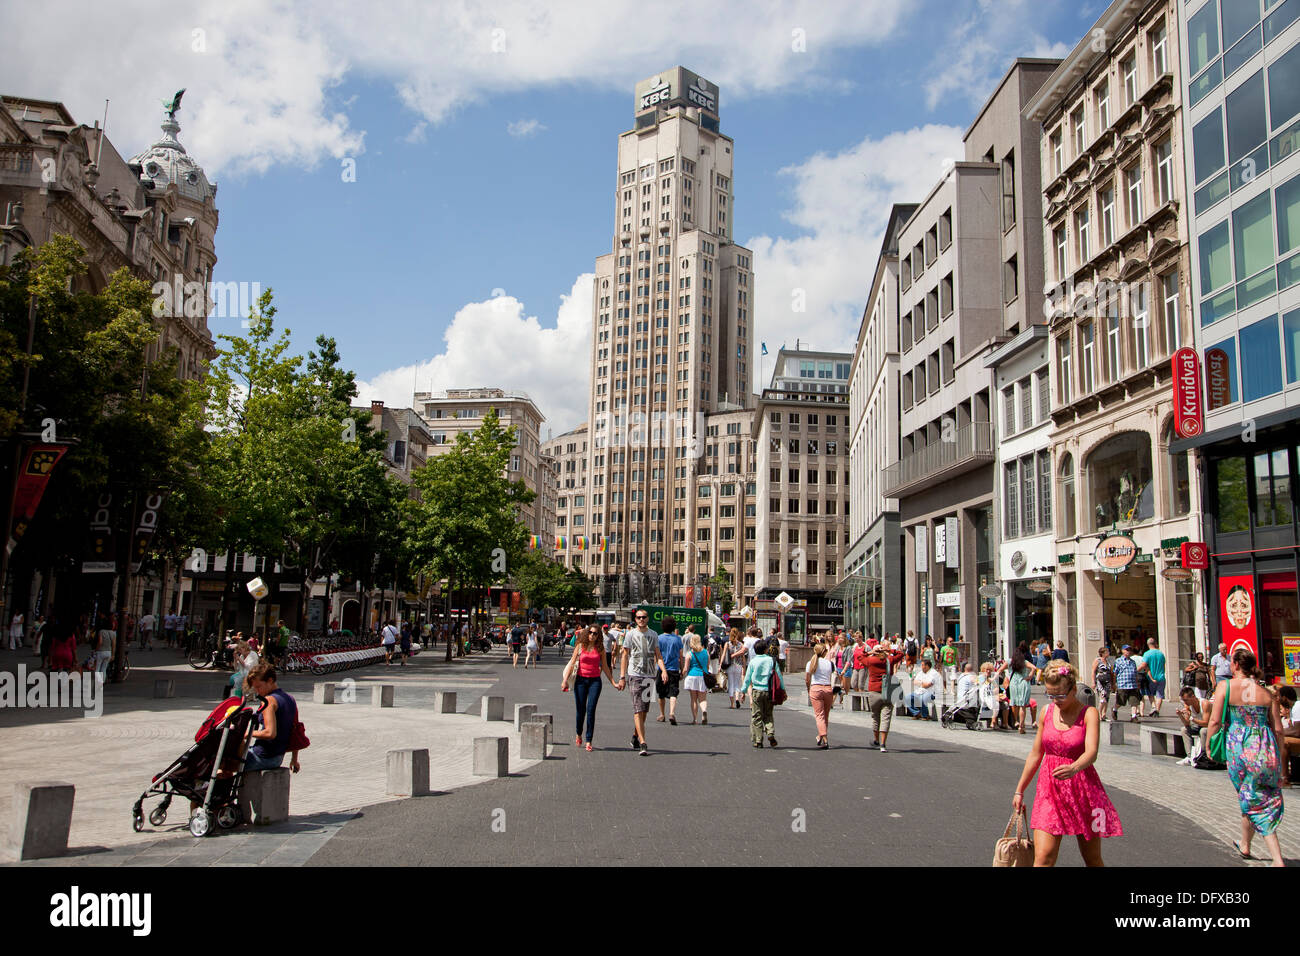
618, 609, 667, 756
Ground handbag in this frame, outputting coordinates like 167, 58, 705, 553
697, 651, 717, 689
771, 662, 787, 706
993, 808, 1034, 867
1208, 685, 1232, 764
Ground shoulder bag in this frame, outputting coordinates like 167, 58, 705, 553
993, 807, 1034, 867
698, 651, 717, 689
1208, 682, 1233, 764
770, 659, 787, 706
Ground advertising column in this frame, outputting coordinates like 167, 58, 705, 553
1219, 574, 1258, 657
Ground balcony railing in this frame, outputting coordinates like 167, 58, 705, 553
881, 421, 995, 498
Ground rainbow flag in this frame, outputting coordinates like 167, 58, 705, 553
576, 536, 588, 550
555, 535, 567, 550
527, 535, 540, 550
599, 536, 608, 552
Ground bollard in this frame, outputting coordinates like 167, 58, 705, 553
371, 684, 395, 708
851, 693, 866, 713
239, 769, 290, 825
514, 703, 538, 731
313, 683, 336, 705
473, 737, 509, 777
481, 695, 505, 721
521, 721, 550, 759
1106, 721, 1126, 746
386, 749, 430, 796
532, 712, 554, 736
434, 690, 458, 714
9, 782, 74, 861
153, 679, 175, 699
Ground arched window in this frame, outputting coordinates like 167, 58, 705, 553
1086, 432, 1153, 530
1162, 424, 1190, 517
1059, 453, 1076, 538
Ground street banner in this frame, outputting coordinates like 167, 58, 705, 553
1283, 635, 1300, 687
685, 586, 695, 608
945, 516, 959, 568
915, 525, 927, 572
129, 491, 168, 573
7, 444, 68, 554
511, 590, 520, 613
1219, 574, 1258, 657
82, 492, 115, 573
499, 591, 508, 613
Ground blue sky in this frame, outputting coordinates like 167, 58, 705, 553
6, 0, 1106, 432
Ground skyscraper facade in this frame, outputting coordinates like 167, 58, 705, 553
584, 68, 756, 606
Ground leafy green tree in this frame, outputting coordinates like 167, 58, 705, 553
708, 566, 735, 615
406, 408, 535, 659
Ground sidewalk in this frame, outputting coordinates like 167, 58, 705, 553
0, 644, 537, 865
785, 680, 1298, 864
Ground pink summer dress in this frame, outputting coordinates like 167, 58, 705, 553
1030, 702, 1123, 839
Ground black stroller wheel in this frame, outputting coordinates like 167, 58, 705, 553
216, 805, 240, 829
132, 813, 144, 832
148, 807, 167, 827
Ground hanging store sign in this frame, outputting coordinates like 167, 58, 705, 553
933, 524, 946, 565
1181, 541, 1208, 570
936, 591, 961, 608
945, 517, 959, 569
1010, 551, 1027, 575
1205, 347, 1232, 411
1162, 567, 1194, 581
1026, 579, 1053, 593
1094, 535, 1138, 573
8, 443, 68, 555
915, 525, 928, 572
978, 584, 1001, 599
1171, 347, 1203, 438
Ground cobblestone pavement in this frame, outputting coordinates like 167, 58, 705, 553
310, 654, 1252, 867
0, 643, 536, 865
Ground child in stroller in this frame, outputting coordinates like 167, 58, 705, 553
131, 695, 261, 837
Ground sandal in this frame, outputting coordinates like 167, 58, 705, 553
574, 735, 582, 746
1234, 841, 1253, 859
585, 742, 593, 752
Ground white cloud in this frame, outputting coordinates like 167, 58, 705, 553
745, 124, 965, 364
923, 0, 1071, 111
506, 118, 547, 138
0, 0, 910, 176
355, 275, 594, 435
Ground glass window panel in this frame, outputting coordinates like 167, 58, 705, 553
1215, 456, 1250, 532
1221, 0, 1261, 47
1060, 454, 1076, 538
1200, 219, 1234, 292
1196, 170, 1232, 212
1205, 337, 1239, 409
1236, 265, 1276, 307
1255, 449, 1293, 527
1239, 313, 1283, 401
1226, 70, 1267, 163
1280, 250, 1300, 289
1202, 286, 1238, 325
1189, 1, 1222, 76
1265, 0, 1300, 43
1168, 435, 1192, 517
1230, 142, 1271, 192
1285, 308, 1300, 383
1278, 173, 1300, 255
1190, 59, 1224, 107
1268, 35, 1300, 132
1224, 26, 1263, 77
1086, 432, 1154, 530
1233, 189, 1274, 279
1194, 109, 1227, 184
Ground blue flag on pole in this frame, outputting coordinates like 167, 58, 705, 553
761, 342, 768, 356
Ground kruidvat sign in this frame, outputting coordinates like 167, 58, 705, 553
1171, 347, 1203, 439
635, 67, 719, 116
1205, 346, 1232, 411
1095, 535, 1138, 573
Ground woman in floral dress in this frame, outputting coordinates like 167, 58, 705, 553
1206, 649, 1288, 866
1011, 660, 1122, 866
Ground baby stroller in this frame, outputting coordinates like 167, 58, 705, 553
940, 679, 998, 730
131, 696, 261, 837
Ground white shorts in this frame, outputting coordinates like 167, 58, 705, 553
682, 675, 708, 693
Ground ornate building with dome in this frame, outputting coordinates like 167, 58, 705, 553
0, 94, 220, 381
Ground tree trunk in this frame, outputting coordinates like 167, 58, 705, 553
444, 577, 454, 661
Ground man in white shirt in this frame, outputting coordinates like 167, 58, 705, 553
743, 629, 760, 662
8, 612, 24, 650
618, 609, 666, 755
138, 612, 156, 651
908, 659, 940, 719
777, 636, 790, 672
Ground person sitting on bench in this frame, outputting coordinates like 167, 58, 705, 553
1174, 686, 1210, 766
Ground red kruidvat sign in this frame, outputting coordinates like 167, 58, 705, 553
1205, 347, 1231, 411
1171, 347, 1203, 438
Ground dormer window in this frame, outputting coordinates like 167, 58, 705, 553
146, 162, 161, 177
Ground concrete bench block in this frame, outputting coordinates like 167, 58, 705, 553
313, 683, 336, 704
1140, 726, 1187, 758
386, 748, 430, 797
481, 695, 505, 721
434, 690, 458, 714
473, 737, 509, 777
371, 684, 395, 708
521, 721, 550, 760
239, 768, 290, 825
153, 679, 175, 699
532, 712, 553, 735
514, 703, 538, 730
9, 782, 74, 860
1106, 720, 1126, 745
851, 693, 867, 713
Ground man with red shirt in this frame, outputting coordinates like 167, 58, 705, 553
850, 634, 869, 691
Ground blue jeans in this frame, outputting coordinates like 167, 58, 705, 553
573, 675, 602, 742
244, 749, 284, 772
908, 690, 935, 716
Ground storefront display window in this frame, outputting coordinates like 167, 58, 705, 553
1253, 449, 1293, 528
1259, 572, 1298, 684
1087, 432, 1154, 530
1174, 580, 1197, 673
1215, 455, 1250, 532
1059, 453, 1076, 537
1061, 573, 1078, 662
1165, 425, 1191, 517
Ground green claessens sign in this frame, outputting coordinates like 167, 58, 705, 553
639, 605, 707, 635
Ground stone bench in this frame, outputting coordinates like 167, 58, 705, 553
521, 721, 551, 760
514, 703, 538, 730
1105, 720, 1126, 745
481, 695, 505, 721
239, 768, 290, 825
434, 690, 458, 714
9, 782, 74, 860
371, 684, 395, 708
1140, 725, 1188, 758
473, 737, 509, 777
313, 683, 336, 704
386, 748, 430, 796
850, 693, 867, 713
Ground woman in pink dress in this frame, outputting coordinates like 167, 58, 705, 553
1011, 659, 1122, 865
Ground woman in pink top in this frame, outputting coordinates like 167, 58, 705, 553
1011, 660, 1122, 866
562, 626, 618, 751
